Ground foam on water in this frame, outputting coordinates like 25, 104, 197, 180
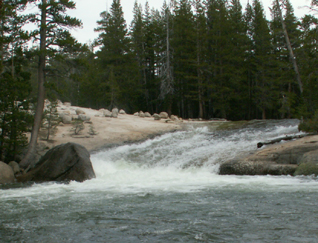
0, 120, 316, 199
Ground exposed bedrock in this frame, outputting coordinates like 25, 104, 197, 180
219, 136, 318, 176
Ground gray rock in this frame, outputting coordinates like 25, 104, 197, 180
153, 114, 161, 120
119, 109, 126, 114
134, 112, 139, 116
0, 161, 15, 184
62, 114, 72, 124
112, 108, 119, 118
219, 159, 297, 176
219, 138, 318, 176
159, 112, 169, 119
171, 115, 179, 121
144, 112, 151, 118
295, 150, 318, 176
78, 114, 91, 121
64, 102, 71, 107
139, 111, 145, 118
17, 143, 96, 183
76, 108, 85, 115
8, 161, 20, 175
104, 109, 112, 117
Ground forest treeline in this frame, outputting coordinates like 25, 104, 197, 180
0, 0, 318, 162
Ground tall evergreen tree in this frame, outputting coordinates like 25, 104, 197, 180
206, 0, 234, 119
20, 0, 82, 169
159, 1, 175, 115
298, 14, 318, 116
172, 0, 196, 118
193, 0, 208, 118
270, 0, 301, 118
0, 0, 33, 162
96, 0, 140, 112
251, 0, 276, 119
227, 0, 250, 120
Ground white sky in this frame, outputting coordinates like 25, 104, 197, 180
67, 0, 312, 44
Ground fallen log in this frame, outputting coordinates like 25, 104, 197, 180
257, 134, 315, 148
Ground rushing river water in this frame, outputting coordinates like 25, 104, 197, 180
1, 120, 318, 243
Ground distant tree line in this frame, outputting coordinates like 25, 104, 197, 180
1, 0, 318, 164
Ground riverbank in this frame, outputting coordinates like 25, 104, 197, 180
35, 104, 183, 154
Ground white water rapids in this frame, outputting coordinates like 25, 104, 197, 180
1, 119, 318, 242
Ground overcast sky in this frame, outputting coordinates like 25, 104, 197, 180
67, 0, 312, 44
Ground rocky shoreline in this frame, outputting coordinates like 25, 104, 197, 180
0, 103, 184, 185
219, 134, 318, 176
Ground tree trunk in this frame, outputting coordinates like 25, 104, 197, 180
276, 0, 303, 94
0, 1, 4, 74
20, 0, 47, 169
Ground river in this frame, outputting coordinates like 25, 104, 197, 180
1, 119, 318, 242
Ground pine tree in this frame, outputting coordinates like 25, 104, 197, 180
244, 1, 256, 119
40, 100, 60, 141
227, 0, 250, 120
96, 0, 140, 112
0, 48, 32, 162
172, 0, 196, 118
159, 1, 175, 115
298, 15, 318, 116
193, 0, 208, 118
130, 1, 148, 110
0, 1, 33, 162
251, 0, 276, 119
20, 0, 82, 169
270, 0, 301, 118
206, 0, 234, 119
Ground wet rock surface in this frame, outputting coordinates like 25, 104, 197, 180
17, 143, 95, 183
220, 135, 318, 176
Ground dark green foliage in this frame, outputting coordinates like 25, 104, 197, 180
5, 0, 318, 124
0, 62, 32, 162
40, 100, 61, 141
94, 0, 140, 112
298, 119, 318, 133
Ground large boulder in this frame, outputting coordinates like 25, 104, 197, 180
17, 143, 96, 183
219, 136, 318, 176
0, 161, 15, 184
